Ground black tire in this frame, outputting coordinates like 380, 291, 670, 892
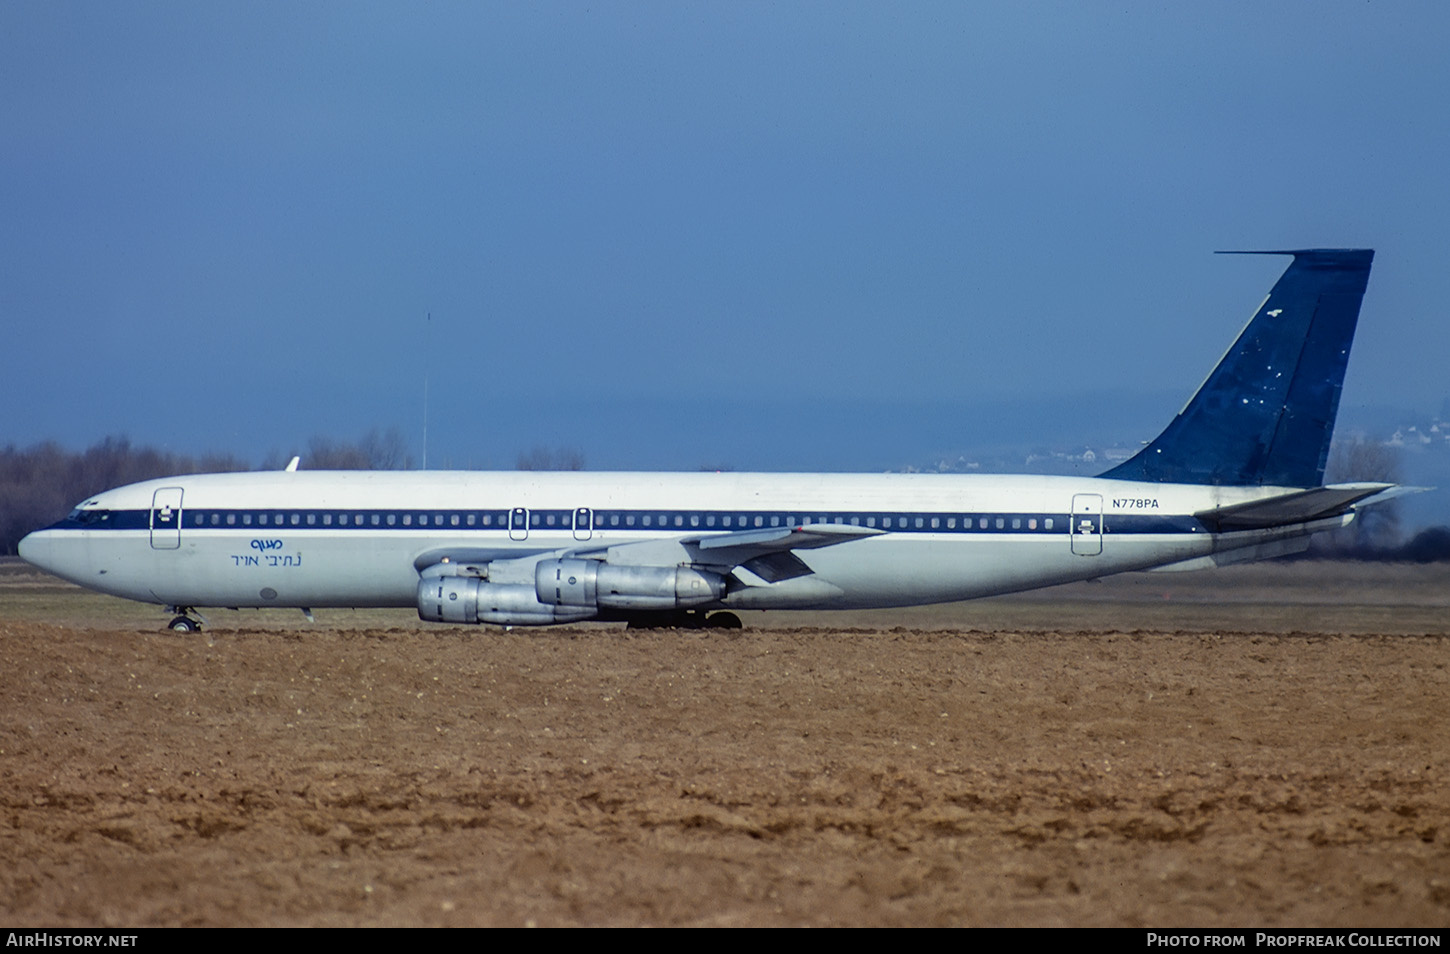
706, 612, 743, 630
625, 611, 710, 630
168, 616, 200, 632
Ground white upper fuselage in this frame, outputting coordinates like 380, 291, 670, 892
19, 469, 1323, 614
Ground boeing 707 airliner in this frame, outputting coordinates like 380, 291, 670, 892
20, 249, 1397, 631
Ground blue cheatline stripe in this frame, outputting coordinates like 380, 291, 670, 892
46, 507, 1209, 536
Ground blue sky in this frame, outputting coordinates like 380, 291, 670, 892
4, 2, 1447, 472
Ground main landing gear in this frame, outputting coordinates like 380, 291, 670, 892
623, 610, 743, 630
166, 607, 206, 632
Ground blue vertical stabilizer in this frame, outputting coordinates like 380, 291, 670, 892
1100, 249, 1374, 487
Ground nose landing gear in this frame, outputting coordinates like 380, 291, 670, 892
165, 607, 206, 632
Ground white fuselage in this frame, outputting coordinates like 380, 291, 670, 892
19, 469, 1337, 615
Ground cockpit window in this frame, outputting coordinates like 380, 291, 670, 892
68, 507, 111, 525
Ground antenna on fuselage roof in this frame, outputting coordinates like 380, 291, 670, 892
422, 311, 430, 471
284, 456, 300, 472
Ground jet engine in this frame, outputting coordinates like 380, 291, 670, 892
417, 569, 595, 626
534, 558, 726, 610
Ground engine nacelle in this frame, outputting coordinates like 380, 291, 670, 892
417, 575, 595, 626
534, 558, 726, 610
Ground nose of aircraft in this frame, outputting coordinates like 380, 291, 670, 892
17, 529, 55, 574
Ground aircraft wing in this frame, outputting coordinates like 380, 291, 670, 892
569, 522, 885, 583
1194, 483, 1399, 531
687, 523, 885, 582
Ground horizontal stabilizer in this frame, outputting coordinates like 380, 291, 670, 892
1194, 482, 1393, 531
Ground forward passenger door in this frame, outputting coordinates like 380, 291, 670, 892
150, 487, 184, 550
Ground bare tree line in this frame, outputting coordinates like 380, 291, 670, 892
0, 430, 602, 553
515, 446, 585, 471
1301, 436, 1450, 561
0, 437, 249, 555
263, 427, 416, 472
0, 429, 412, 554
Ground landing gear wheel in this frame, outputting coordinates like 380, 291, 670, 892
623, 611, 742, 630
168, 615, 201, 632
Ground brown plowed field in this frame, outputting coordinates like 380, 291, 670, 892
1, 560, 1447, 927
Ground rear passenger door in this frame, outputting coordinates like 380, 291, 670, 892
1070, 494, 1102, 556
